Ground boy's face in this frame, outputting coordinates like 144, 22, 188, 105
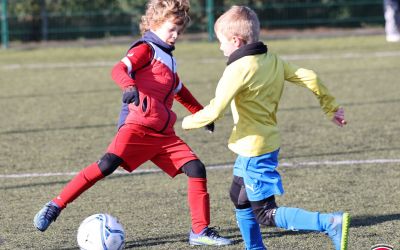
152, 19, 183, 46
216, 33, 241, 57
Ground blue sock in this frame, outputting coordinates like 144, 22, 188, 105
274, 207, 332, 232
236, 208, 266, 250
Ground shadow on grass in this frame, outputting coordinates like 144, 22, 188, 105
123, 227, 243, 248
57, 214, 400, 249
124, 234, 191, 248
23, 227, 312, 250
22, 214, 400, 249
350, 213, 400, 228
116, 227, 316, 249
106, 214, 400, 248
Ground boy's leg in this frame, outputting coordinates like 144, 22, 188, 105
235, 208, 265, 250
152, 139, 208, 232
53, 153, 122, 209
187, 177, 210, 233
151, 137, 233, 246
34, 124, 137, 232
273, 207, 350, 250
274, 207, 331, 231
249, 199, 350, 250
34, 125, 154, 232
54, 162, 104, 208
231, 152, 283, 249
240, 150, 350, 250
34, 153, 124, 231
153, 137, 232, 246
180, 160, 210, 233
179, 160, 232, 246
230, 175, 265, 250
34, 161, 106, 231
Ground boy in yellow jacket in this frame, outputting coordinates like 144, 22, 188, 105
182, 5, 349, 250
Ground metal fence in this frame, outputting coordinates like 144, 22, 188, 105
1, 0, 384, 48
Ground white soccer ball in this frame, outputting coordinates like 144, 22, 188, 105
77, 213, 125, 250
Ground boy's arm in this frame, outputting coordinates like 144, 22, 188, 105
174, 80, 204, 114
111, 43, 152, 105
174, 82, 214, 132
111, 43, 152, 89
282, 60, 343, 122
182, 65, 243, 130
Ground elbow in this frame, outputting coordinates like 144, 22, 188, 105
307, 69, 318, 82
208, 109, 222, 122
111, 63, 122, 82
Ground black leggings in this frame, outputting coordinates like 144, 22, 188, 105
97, 154, 207, 179
230, 175, 278, 226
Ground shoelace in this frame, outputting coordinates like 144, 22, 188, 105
205, 227, 221, 238
43, 204, 60, 221
325, 214, 342, 236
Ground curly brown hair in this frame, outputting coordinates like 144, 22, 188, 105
140, 0, 191, 34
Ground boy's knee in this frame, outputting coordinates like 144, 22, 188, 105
229, 176, 251, 209
250, 196, 278, 227
97, 153, 123, 176
181, 160, 206, 178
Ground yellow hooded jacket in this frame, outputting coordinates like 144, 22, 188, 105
182, 42, 339, 157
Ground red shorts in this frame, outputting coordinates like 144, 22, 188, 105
107, 124, 198, 177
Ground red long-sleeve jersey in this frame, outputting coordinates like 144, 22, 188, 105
111, 42, 204, 133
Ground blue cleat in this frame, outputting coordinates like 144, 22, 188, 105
327, 212, 350, 250
189, 227, 232, 246
33, 201, 61, 232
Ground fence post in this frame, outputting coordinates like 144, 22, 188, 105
1, 0, 8, 49
40, 0, 48, 41
206, 0, 214, 41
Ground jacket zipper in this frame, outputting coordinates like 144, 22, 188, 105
158, 55, 174, 133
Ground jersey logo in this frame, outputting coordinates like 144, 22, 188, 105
245, 184, 254, 192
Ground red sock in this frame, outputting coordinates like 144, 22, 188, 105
188, 177, 210, 234
52, 162, 104, 209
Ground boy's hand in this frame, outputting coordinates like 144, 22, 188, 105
204, 122, 215, 133
332, 107, 347, 127
122, 86, 139, 106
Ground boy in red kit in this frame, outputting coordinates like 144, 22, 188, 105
33, 0, 232, 246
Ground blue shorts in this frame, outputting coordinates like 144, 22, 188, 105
233, 149, 284, 201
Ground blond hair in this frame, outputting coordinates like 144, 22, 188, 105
140, 0, 190, 34
214, 6, 260, 44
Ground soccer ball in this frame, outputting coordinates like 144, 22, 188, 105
77, 213, 125, 250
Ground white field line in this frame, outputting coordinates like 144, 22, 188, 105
2, 51, 400, 71
1, 158, 399, 179
1, 61, 114, 70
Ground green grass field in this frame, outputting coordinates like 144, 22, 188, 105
1, 35, 400, 249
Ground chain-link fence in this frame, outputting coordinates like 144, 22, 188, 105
1, 0, 384, 47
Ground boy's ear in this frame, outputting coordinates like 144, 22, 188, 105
232, 36, 245, 47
